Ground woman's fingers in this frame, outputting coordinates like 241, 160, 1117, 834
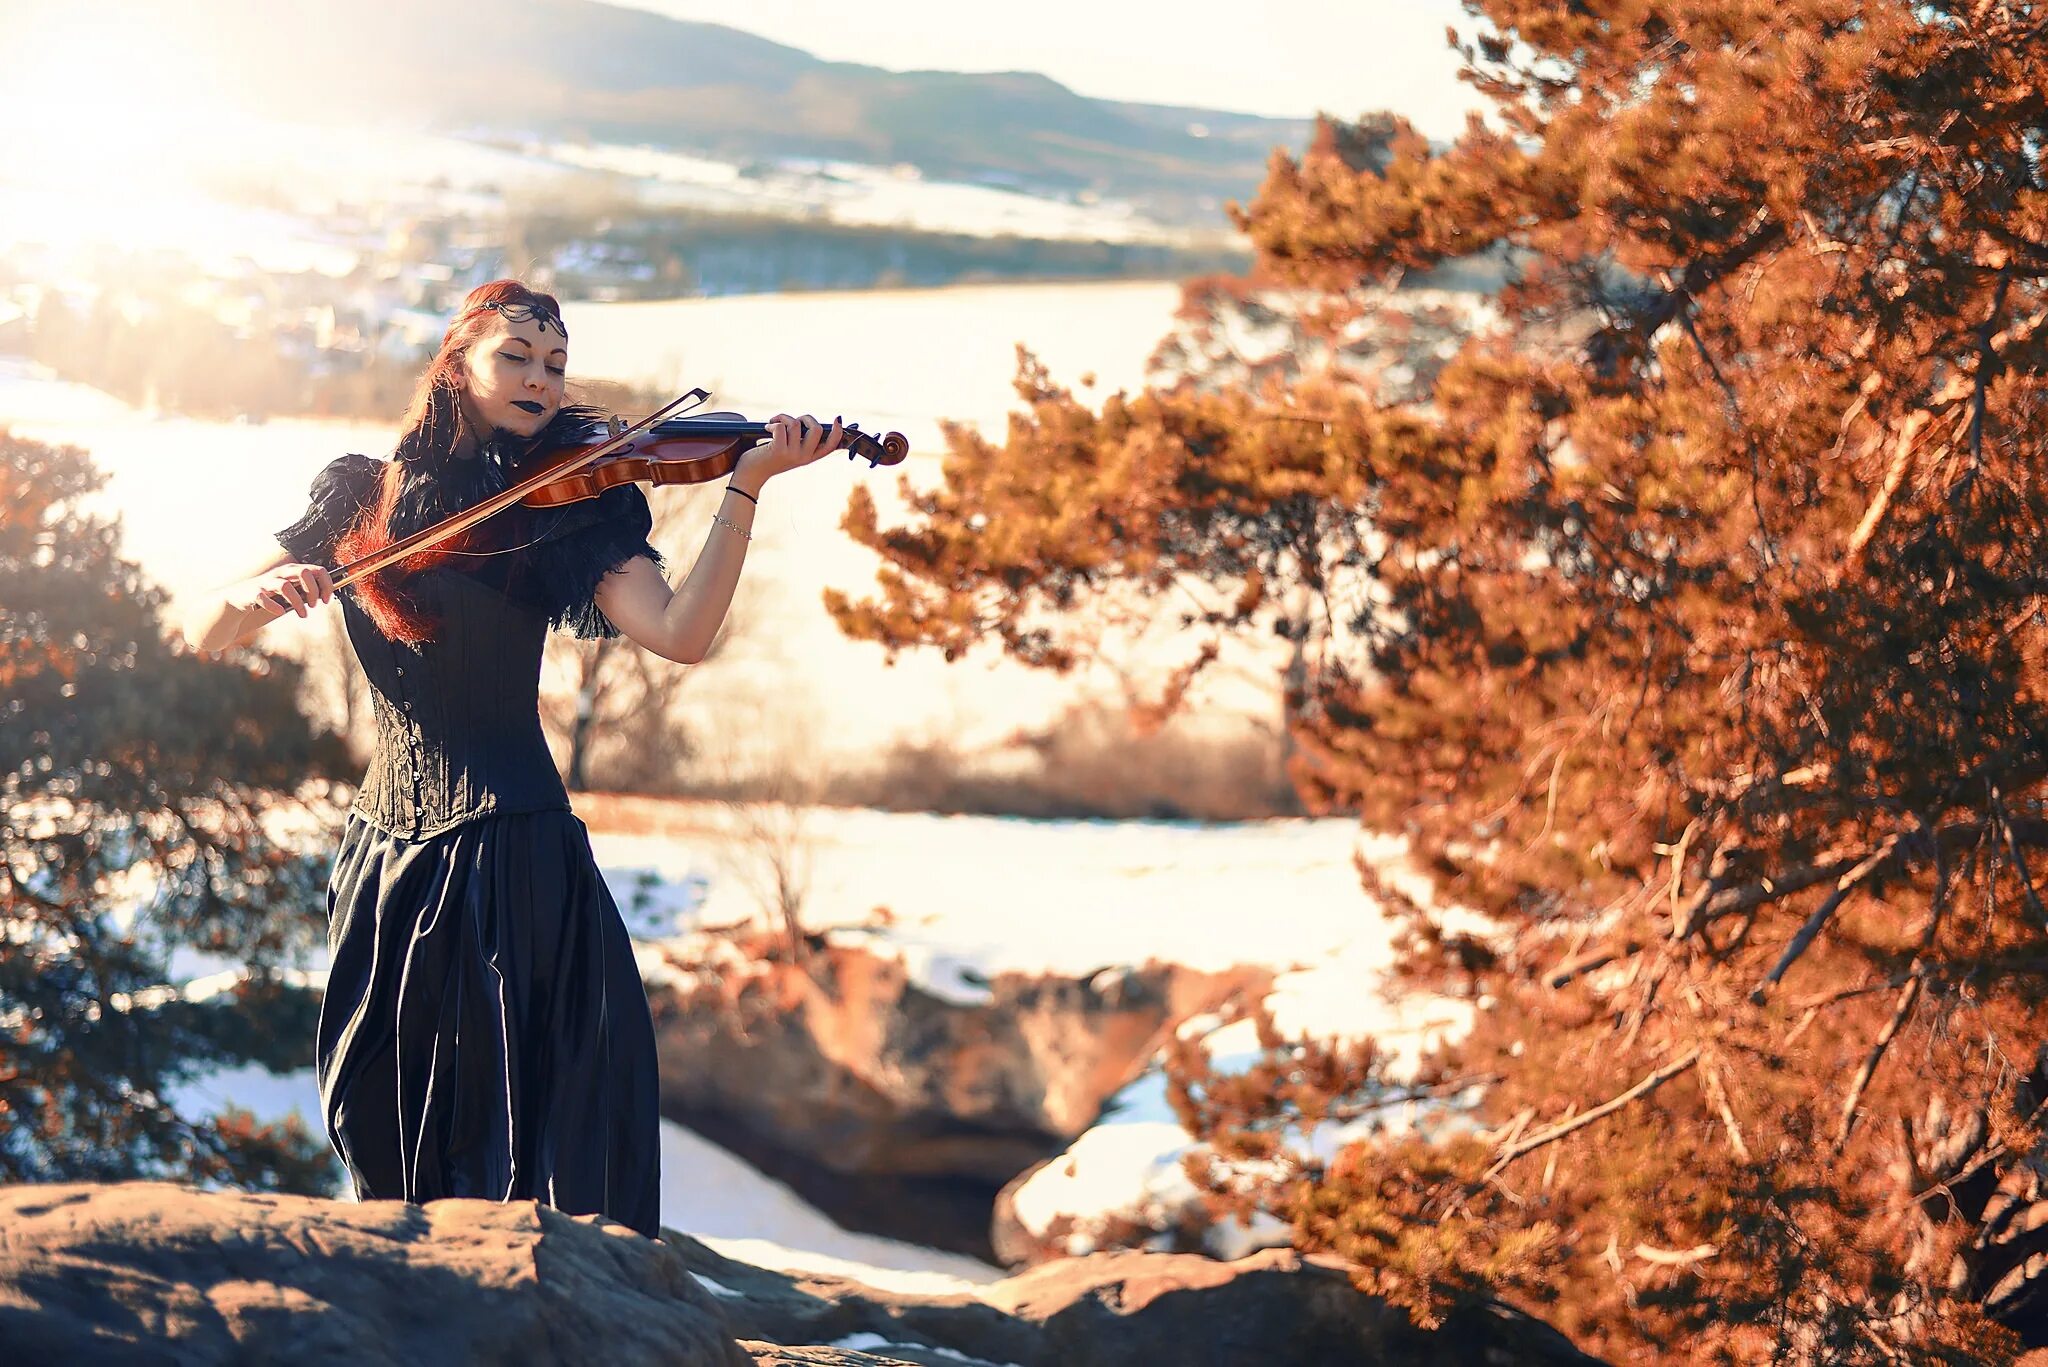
752, 413, 847, 475
792, 414, 844, 461
254, 566, 336, 618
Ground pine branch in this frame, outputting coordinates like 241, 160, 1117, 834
1546, 938, 1642, 990
1676, 843, 1865, 942
1837, 412, 1936, 580
1700, 1056, 1753, 1163
1784, 976, 1903, 1045
1834, 847, 1947, 1151
1634, 1242, 1720, 1266
1833, 974, 1923, 1153
1750, 833, 1906, 1004
1995, 795, 2048, 930
1484, 1048, 1702, 1183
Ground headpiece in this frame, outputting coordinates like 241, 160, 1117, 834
473, 297, 567, 338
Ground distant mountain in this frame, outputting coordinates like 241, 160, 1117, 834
96, 0, 1314, 224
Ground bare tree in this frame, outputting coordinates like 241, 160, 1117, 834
540, 479, 760, 793
700, 701, 828, 964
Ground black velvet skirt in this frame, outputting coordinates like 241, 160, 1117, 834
314, 809, 661, 1238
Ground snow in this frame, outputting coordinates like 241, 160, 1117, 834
1005, 1068, 1202, 1250
1004, 982, 1480, 1261
587, 812, 1436, 986
538, 138, 1197, 246
658, 1117, 1000, 1286
829, 1333, 1018, 1366
689, 1272, 741, 1298
0, 106, 1213, 282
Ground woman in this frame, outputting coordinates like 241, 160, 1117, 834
182, 279, 844, 1237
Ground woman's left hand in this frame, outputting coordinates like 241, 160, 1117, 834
738, 414, 846, 484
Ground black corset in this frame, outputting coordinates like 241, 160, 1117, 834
343, 569, 569, 837
275, 450, 665, 836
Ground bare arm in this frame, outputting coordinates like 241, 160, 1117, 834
593, 473, 765, 665
177, 549, 338, 653
594, 414, 842, 664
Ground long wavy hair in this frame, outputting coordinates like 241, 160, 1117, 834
336, 280, 569, 643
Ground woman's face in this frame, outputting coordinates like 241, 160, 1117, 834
459, 314, 567, 440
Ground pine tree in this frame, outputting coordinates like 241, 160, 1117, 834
1, 430, 349, 1193
829, 4, 2048, 1359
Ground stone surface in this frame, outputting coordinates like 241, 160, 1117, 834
0, 1182, 749, 1367
664, 1223, 1607, 1367
0, 1181, 1602, 1366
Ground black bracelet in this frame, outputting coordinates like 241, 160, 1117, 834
725, 484, 759, 507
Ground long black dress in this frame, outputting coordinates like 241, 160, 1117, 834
275, 450, 665, 1238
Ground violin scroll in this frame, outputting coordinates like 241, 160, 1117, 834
839, 422, 910, 467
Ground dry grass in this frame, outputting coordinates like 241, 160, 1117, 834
819, 700, 1301, 822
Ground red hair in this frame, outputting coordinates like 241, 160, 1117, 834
337, 280, 566, 642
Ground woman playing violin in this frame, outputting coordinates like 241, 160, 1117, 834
181, 278, 846, 1237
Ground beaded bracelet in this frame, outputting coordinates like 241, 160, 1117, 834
712, 513, 754, 541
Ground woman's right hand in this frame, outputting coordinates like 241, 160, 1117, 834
234, 562, 336, 619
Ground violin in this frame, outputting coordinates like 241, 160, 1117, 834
329, 393, 908, 594
513, 411, 909, 508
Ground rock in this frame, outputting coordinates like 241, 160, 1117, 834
0, 1182, 1601, 1366
652, 943, 1263, 1182
0, 1182, 750, 1367
663, 1224, 1607, 1367
984, 1247, 1599, 1366
649, 939, 1265, 1254
988, 1159, 1059, 1266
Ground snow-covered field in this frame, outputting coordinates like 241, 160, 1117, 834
538, 140, 1205, 246
0, 114, 1214, 279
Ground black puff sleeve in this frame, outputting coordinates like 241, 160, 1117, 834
525, 482, 665, 639
274, 453, 383, 566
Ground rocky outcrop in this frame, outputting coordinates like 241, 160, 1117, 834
0, 1183, 1604, 1366
668, 1230, 1606, 1366
651, 941, 1262, 1180
648, 937, 1264, 1254
0, 1182, 749, 1367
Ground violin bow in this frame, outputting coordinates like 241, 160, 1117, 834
322, 389, 707, 594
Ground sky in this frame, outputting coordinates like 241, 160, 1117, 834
615, 0, 1487, 137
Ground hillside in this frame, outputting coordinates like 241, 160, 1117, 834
24, 0, 1312, 223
